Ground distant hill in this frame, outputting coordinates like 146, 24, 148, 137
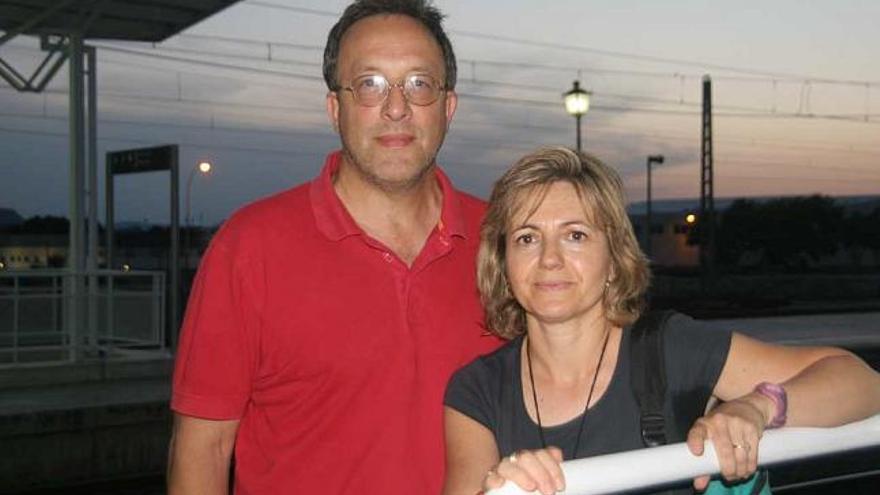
0, 208, 24, 230
627, 195, 880, 215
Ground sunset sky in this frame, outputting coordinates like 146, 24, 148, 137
1, 0, 878, 225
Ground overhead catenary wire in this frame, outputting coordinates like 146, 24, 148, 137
242, 0, 880, 86
3, 37, 874, 125
4, 83, 878, 164
1, 8, 877, 199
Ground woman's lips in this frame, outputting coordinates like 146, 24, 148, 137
534, 281, 573, 291
377, 134, 415, 148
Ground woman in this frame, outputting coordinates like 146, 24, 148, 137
442, 147, 880, 495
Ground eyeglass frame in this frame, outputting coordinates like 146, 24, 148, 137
334, 73, 450, 107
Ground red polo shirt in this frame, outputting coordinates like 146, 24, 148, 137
172, 151, 500, 494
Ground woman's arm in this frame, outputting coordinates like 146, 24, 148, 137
687, 332, 880, 489
444, 407, 499, 495
714, 332, 880, 427
443, 407, 564, 495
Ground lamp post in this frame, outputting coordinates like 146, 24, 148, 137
645, 154, 665, 258
563, 80, 591, 152
184, 161, 212, 269
185, 161, 212, 228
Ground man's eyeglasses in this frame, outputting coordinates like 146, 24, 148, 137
338, 74, 447, 107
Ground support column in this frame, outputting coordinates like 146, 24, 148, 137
86, 44, 98, 351
170, 149, 180, 350
67, 33, 86, 359
700, 75, 716, 292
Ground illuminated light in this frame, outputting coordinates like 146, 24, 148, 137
563, 80, 591, 116
198, 161, 212, 174
121, 263, 131, 272
685, 214, 697, 224
0, 261, 5, 269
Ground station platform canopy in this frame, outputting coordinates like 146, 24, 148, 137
0, 0, 240, 42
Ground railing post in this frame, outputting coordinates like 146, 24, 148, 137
51, 274, 59, 335
153, 273, 163, 347
88, 270, 98, 353
12, 275, 20, 363
67, 272, 78, 362
106, 272, 114, 350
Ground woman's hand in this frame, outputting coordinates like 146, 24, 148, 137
482, 447, 565, 495
686, 397, 767, 491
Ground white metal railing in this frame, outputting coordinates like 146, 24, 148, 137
0, 269, 166, 366
489, 414, 880, 494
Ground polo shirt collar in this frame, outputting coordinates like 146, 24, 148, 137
310, 150, 468, 242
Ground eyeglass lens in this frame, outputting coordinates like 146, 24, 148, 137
349, 74, 442, 106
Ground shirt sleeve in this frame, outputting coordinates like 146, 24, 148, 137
444, 357, 498, 432
664, 313, 733, 407
170, 224, 265, 420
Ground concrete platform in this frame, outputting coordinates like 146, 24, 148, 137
0, 354, 173, 493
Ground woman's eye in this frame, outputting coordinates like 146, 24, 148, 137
569, 231, 587, 241
515, 233, 535, 245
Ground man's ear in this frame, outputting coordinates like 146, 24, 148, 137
444, 90, 458, 129
326, 91, 340, 133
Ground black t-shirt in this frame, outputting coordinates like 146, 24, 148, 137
444, 313, 732, 494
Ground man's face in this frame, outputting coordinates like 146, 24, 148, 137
327, 14, 457, 192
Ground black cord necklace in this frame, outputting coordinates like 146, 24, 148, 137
525, 326, 611, 458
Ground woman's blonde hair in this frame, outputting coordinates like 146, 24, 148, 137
478, 147, 650, 339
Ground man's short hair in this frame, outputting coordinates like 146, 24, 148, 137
478, 147, 651, 339
323, 0, 457, 91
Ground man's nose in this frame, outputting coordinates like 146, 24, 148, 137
382, 84, 411, 121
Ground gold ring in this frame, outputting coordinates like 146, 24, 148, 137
733, 443, 745, 450
509, 452, 518, 464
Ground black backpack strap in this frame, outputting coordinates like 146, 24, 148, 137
630, 310, 675, 447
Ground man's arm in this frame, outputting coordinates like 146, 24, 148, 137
167, 413, 240, 495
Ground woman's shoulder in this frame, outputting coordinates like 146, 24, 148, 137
455, 336, 522, 379
662, 310, 732, 345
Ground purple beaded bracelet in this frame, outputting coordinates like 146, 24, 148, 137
754, 381, 788, 428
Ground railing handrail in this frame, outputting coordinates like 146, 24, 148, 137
0, 269, 167, 367
0, 268, 166, 277
489, 414, 880, 495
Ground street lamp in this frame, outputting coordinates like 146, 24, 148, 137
563, 80, 591, 151
184, 161, 212, 269
645, 154, 665, 258
185, 161, 212, 228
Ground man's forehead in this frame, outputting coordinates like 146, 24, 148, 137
338, 13, 443, 63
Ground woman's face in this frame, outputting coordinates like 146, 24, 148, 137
505, 181, 613, 327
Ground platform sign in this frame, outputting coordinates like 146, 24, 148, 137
105, 144, 181, 348
107, 144, 176, 174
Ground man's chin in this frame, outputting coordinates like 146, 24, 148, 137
364, 167, 433, 193
344, 149, 436, 192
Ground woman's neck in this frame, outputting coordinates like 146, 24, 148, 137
524, 313, 616, 385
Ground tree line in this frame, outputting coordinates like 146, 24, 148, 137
709, 195, 880, 271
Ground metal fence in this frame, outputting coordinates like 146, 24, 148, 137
0, 269, 166, 366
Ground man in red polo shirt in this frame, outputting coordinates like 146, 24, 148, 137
166, 1, 500, 493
